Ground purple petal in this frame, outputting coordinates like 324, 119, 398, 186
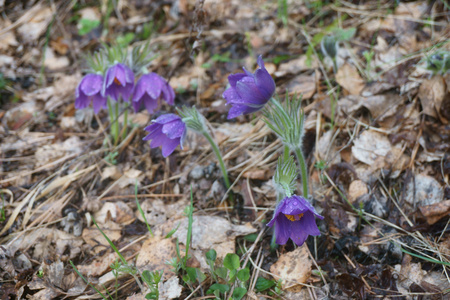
162, 120, 185, 139
150, 132, 168, 148
113, 64, 127, 87
254, 68, 275, 100
75, 92, 89, 109
300, 212, 321, 236
80, 74, 103, 96
132, 77, 148, 103
162, 82, 175, 105
154, 114, 181, 124
161, 138, 181, 157
227, 73, 247, 88
235, 78, 269, 105
92, 94, 107, 114
274, 215, 291, 245
288, 218, 309, 246
227, 104, 263, 119
143, 123, 162, 137
142, 95, 159, 114
257, 55, 265, 69
146, 73, 164, 99
223, 87, 241, 103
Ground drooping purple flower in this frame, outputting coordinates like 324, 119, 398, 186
223, 55, 276, 119
75, 74, 107, 114
102, 63, 134, 101
132, 73, 175, 114
143, 114, 186, 157
267, 195, 323, 246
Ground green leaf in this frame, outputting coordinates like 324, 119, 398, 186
237, 268, 250, 282
206, 249, 217, 262
78, 19, 100, 36
228, 269, 237, 283
255, 277, 276, 292
333, 27, 356, 41
243, 233, 258, 242
232, 287, 247, 300
223, 253, 240, 271
208, 283, 230, 293
215, 267, 228, 280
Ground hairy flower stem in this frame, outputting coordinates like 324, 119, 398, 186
114, 102, 120, 145
283, 145, 290, 161
294, 147, 309, 198
201, 129, 231, 190
122, 106, 128, 141
107, 99, 118, 144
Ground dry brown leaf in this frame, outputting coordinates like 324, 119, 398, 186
419, 199, 450, 225
336, 63, 365, 95
94, 201, 135, 225
35, 136, 83, 167
82, 221, 122, 254
275, 55, 319, 76
418, 75, 447, 119
270, 245, 312, 292
284, 72, 318, 99
17, 6, 53, 43
348, 180, 368, 204
44, 48, 69, 70
136, 236, 177, 277
405, 174, 444, 207
352, 130, 395, 165
77, 253, 117, 277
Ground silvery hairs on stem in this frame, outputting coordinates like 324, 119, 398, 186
273, 155, 298, 198
177, 106, 206, 132
263, 94, 305, 152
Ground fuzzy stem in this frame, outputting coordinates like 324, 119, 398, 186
122, 105, 128, 140
283, 145, 290, 161
114, 101, 120, 145
294, 147, 309, 198
107, 99, 118, 144
201, 129, 231, 190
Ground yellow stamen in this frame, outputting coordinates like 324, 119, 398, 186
284, 213, 304, 222
114, 77, 121, 85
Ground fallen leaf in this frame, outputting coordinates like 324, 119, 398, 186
419, 199, 450, 225
270, 245, 312, 292
405, 174, 444, 207
418, 75, 447, 119
352, 130, 395, 165
284, 72, 318, 99
136, 236, 177, 277
336, 63, 365, 95
17, 6, 53, 44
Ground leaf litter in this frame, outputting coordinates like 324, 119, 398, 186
0, 0, 449, 299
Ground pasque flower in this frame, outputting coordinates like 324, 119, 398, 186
132, 73, 175, 113
223, 55, 275, 119
143, 114, 186, 157
103, 63, 134, 101
267, 195, 323, 246
75, 74, 107, 113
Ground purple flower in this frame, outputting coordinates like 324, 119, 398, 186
143, 114, 186, 157
102, 63, 134, 101
267, 195, 323, 246
223, 55, 275, 119
132, 73, 175, 113
75, 74, 107, 114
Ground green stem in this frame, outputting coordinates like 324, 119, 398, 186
201, 129, 231, 190
122, 105, 128, 141
107, 99, 118, 143
114, 101, 120, 145
294, 147, 309, 198
283, 145, 290, 161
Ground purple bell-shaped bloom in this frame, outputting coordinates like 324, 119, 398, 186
143, 114, 186, 157
132, 73, 175, 114
102, 63, 134, 101
267, 195, 323, 246
223, 55, 275, 119
75, 74, 107, 114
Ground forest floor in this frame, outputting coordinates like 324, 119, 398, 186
0, 0, 450, 299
